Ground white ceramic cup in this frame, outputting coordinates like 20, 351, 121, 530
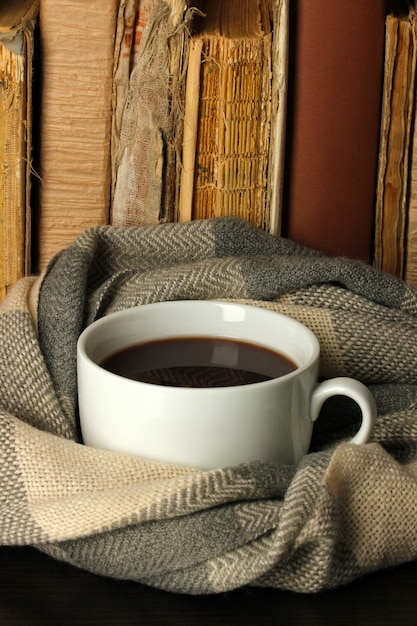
77, 300, 376, 469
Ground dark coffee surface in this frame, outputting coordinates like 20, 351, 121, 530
100, 337, 297, 387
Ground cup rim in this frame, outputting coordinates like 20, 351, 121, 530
77, 300, 320, 391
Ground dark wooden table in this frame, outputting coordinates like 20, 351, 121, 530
1, 546, 416, 625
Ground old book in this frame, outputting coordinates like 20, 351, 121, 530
374, 5, 417, 278
398, 2, 417, 287
405, 35, 417, 289
405, 130, 417, 288
111, 0, 188, 226
111, 0, 157, 205
178, 0, 288, 234
282, 0, 386, 262
0, 0, 39, 301
36, 0, 118, 271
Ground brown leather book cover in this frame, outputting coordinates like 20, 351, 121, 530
282, 0, 386, 262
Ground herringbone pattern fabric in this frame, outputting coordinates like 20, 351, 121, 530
2, 218, 417, 593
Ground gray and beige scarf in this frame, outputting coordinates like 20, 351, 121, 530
2, 217, 417, 594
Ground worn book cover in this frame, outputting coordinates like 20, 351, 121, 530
111, 0, 189, 226
393, 3, 417, 287
111, 0, 157, 206
375, 6, 417, 278
0, 0, 39, 301
36, 0, 118, 271
179, 0, 288, 234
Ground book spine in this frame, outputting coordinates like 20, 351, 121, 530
267, 0, 289, 235
0, 28, 32, 301
376, 13, 417, 279
36, 0, 118, 271
112, 0, 159, 202
189, 34, 273, 229
282, 0, 386, 262
404, 12, 417, 287
111, 1, 189, 227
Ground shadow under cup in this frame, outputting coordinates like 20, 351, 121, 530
77, 300, 375, 470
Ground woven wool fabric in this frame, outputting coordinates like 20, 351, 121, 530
2, 218, 417, 594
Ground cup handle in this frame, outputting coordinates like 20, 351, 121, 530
310, 377, 377, 444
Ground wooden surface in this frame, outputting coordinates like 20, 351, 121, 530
1, 546, 417, 625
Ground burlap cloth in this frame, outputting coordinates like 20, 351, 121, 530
2, 218, 417, 594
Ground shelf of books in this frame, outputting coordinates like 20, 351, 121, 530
2, 0, 417, 302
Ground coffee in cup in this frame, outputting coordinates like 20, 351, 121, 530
99, 336, 297, 387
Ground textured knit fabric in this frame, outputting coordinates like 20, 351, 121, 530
2, 218, 417, 594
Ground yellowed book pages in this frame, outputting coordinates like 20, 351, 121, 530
374, 11, 417, 278
37, 0, 118, 271
179, 0, 288, 234
0, 0, 38, 301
